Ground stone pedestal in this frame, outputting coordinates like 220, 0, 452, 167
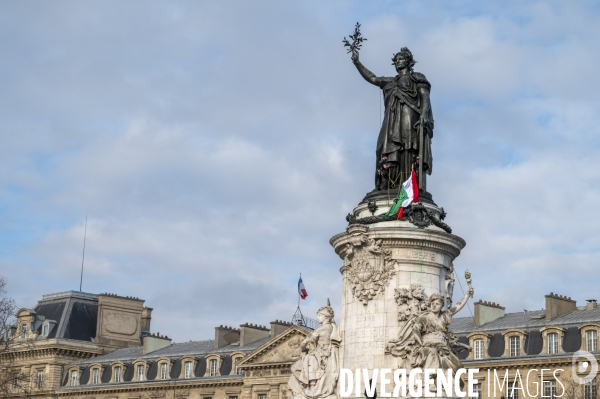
330, 198, 466, 373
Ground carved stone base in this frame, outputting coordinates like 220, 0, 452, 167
330, 207, 466, 372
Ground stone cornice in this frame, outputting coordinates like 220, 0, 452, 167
0, 346, 101, 362
242, 361, 293, 369
55, 378, 244, 396
330, 226, 466, 259
462, 354, 582, 368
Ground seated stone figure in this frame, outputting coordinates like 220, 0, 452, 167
288, 300, 341, 399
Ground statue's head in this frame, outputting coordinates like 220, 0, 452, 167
429, 293, 445, 312
392, 47, 416, 71
317, 298, 335, 323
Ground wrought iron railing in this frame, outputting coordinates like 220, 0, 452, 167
291, 307, 319, 330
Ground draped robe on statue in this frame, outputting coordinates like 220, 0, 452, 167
386, 310, 461, 373
375, 72, 433, 188
289, 322, 340, 399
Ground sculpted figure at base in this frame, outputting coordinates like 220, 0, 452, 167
288, 299, 341, 399
386, 271, 474, 390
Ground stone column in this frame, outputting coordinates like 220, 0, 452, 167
330, 203, 466, 373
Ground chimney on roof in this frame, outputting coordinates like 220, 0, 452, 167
587, 300, 598, 310
214, 325, 241, 349
143, 334, 171, 355
270, 320, 292, 339
474, 300, 505, 327
141, 307, 153, 332
96, 293, 146, 350
240, 323, 270, 347
545, 292, 576, 320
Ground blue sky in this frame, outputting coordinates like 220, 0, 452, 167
2, 0, 600, 341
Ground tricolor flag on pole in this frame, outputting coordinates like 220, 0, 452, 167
298, 277, 308, 300
383, 170, 419, 219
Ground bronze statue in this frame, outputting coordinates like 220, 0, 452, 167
345, 24, 434, 191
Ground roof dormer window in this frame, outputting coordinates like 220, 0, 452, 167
20, 324, 27, 339
42, 324, 49, 336
210, 359, 218, 376
587, 330, 598, 352
185, 361, 193, 378
70, 370, 78, 386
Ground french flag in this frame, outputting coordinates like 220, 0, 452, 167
298, 277, 308, 299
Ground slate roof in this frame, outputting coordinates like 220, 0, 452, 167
449, 305, 600, 360
59, 336, 272, 387
30, 291, 99, 342
73, 336, 270, 365
449, 306, 600, 334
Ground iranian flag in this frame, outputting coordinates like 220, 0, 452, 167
298, 277, 308, 299
383, 170, 419, 219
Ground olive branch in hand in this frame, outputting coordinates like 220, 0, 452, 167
342, 22, 367, 54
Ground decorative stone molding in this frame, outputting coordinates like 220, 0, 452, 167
179, 356, 197, 379
204, 354, 222, 377
87, 363, 105, 385
385, 275, 473, 376
579, 323, 600, 352
156, 357, 174, 380
230, 352, 245, 375
109, 361, 126, 383
66, 365, 83, 386
331, 226, 466, 261
341, 225, 395, 305
501, 329, 528, 357
237, 326, 308, 375
131, 360, 148, 381
466, 332, 492, 360
539, 326, 566, 355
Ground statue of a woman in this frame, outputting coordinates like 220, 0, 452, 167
351, 47, 434, 191
387, 287, 473, 377
288, 300, 341, 399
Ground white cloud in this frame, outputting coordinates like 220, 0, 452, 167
2, 0, 600, 339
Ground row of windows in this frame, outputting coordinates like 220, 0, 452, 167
5, 322, 52, 341
71, 357, 244, 386
12, 371, 45, 390
471, 330, 598, 360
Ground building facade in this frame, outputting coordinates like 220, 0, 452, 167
4, 290, 600, 399
1, 291, 152, 399
451, 293, 600, 399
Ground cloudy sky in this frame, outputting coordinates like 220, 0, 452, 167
2, 1, 600, 341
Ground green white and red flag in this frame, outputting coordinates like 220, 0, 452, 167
383, 170, 419, 219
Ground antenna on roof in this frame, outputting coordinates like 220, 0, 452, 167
79, 215, 88, 292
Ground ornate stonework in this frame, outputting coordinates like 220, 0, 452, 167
342, 228, 395, 305
385, 273, 474, 382
255, 336, 303, 363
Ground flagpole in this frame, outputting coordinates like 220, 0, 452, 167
298, 273, 301, 308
